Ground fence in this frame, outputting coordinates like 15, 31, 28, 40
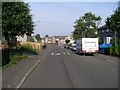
20, 42, 42, 50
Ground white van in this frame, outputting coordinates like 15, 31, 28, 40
76, 38, 99, 54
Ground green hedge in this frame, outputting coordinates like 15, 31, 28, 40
105, 46, 120, 57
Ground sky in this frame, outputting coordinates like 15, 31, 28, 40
28, 1, 118, 37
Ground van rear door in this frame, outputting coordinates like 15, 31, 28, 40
82, 38, 99, 53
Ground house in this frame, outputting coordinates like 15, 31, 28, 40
59, 36, 68, 45
65, 35, 74, 44
42, 35, 72, 46
16, 34, 28, 42
98, 25, 113, 44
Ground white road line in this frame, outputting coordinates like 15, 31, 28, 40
63, 52, 65, 55
51, 53, 54, 55
56, 53, 61, 56
68, 53, 70, 55
16, 54, 47, 88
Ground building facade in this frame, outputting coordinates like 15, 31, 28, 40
42, 35, 74, 46
98, 25, 113, 44
16, 34, 28, 42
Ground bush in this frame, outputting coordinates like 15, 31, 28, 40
104, 46, 120, 57
109, 46, 120, 57
2, 40, 8, 48
4, 54, 28, 67
104, 47, 110, 55
110, 37, 120, 46
110, 46, 115, 55
42, 44, 46, 49
2, 48, 10, 66
21, 44, 34, 51
99, 37, 103, 45
115, 46, 120, 57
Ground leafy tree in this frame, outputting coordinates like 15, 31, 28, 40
35, 34, 41, 41
2, 2, 34, 46
73, 12, 101, 39
29, 36, 34, 42
110, 37, 120, 46
65, 39, 70, 44
99, 37, 103, 45
106, 7, 120, 46
45, 35, 49, 37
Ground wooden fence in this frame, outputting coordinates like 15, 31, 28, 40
20, 42, 42, 50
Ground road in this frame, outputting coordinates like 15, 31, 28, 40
3, 45, 118, 88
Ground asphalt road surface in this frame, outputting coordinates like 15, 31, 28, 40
3, 45, 118, 88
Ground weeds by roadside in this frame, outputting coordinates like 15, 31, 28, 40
2, 44, 38, 68
3, 54, 28, 68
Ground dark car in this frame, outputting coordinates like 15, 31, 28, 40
64, 45, 69, 49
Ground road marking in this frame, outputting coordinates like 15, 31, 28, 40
63, 52, 65, 55
56, 53, 61, 56
51, 53, 54, 55
7, 85, 11, 88
16, 54, 47, 88
68, 53, 70, 55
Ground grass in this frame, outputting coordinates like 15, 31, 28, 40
3, 54, 28, 68
2, 43, 40, 68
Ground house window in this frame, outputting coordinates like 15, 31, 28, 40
102, 29, 104, 33
99, 30, 101, 34
106, 29, 109, 33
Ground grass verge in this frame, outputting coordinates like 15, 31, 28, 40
3, 54, 28, 68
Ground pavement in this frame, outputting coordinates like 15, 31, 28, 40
2, 45, 119, 88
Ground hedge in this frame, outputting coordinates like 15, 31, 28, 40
105, 46, 120, 57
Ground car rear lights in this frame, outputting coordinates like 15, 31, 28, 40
95, 50, 99, 52
82, 50, 86, 52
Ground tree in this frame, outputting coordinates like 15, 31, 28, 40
29, 36, 34, 42
45, 35, 49, 37
99, 37, 103, 45
65, 39, 70, 44
106, 7, 120, 46
2, 2, 34, 46
110, 37, 120, 46
73, 12, 102, 39
35, 34, 41, 41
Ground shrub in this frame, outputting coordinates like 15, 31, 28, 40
109, 46, 120, 57
42, 44, 46, 49
115, 46, 120, 56
110, 37, 120, 46
4, 54, 28, 67
2, 48, 10, 66
110, 46, 115, 55
2, 40, 8, 48
21, 44, 34, 51
99, 37, 103, 45
104, 47, 110, 55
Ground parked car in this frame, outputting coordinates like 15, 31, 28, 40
71, 43, 76, 51
64, 45, 69, 49
42, 44, 47, 49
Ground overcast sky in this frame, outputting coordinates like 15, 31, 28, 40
28, 1, 118, 37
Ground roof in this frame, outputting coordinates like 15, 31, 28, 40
98, 25, 109, 30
